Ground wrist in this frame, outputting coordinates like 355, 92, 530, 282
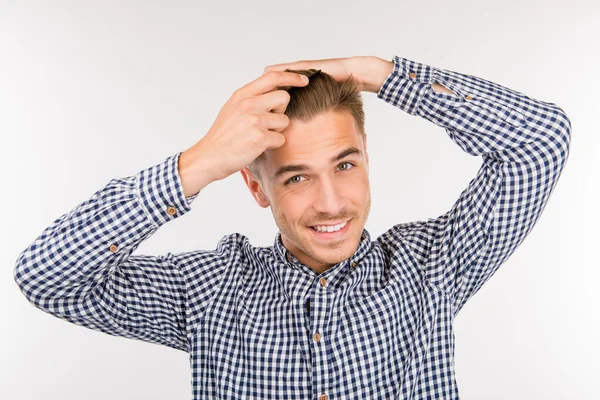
353, 56, 394, 94
178, 143, 217, 197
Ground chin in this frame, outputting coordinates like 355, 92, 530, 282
311, 237, 359, 263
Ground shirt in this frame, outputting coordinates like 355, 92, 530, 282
14, 55, 572, 400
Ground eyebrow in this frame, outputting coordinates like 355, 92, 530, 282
272, 146, 361, 180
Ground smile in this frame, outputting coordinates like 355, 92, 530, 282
310, 220, 349, 232
308, 219, 352, 240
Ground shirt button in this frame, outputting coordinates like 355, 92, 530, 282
109, 244, 118, 252
286, 252, 292, 262
313, 332, 321, 342
351, 261, 357, 268
319, 277, 327, 287
408, 72, 417, 79
167, 206, 177, 216
319, 394, 328, 400
465, 95, 473, 100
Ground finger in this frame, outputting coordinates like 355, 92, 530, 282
249, 89, 291, 114
261, 112, 290, 132
238, 71, 308, 99
263, 61, 313, 74
263, 130, 286, 150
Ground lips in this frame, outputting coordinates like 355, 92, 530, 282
310, 220, 348, 227
310, 220, 349, 232
308, 218, 352, 240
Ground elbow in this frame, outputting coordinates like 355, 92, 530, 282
13, 251, 42, 306
13, 257, 33, 302
556, 106, 572, 150
548, 105, 572, 165
557, 107, 571, 144
14, 252, 27, 293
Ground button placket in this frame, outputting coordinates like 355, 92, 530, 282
310, 286, 333, 399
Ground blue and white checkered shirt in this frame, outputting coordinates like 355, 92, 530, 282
14, 55, 571, 399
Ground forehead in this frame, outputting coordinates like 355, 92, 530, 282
262, 109, 362, 175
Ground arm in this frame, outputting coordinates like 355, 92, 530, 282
13, 152, 235, 352
13, 69, 311, 352
373, 55, 571, 316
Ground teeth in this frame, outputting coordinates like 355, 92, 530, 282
312, 220, 347, 233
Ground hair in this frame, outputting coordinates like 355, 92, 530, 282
247, 68, 366, 183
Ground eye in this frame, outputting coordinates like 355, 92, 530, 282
284, 175, 305, 185
338, 161, 355, 171
283, 162, 355, 186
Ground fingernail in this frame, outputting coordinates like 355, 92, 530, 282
301, 75, 309, 83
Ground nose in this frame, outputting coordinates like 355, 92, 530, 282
312, 176, 345, 216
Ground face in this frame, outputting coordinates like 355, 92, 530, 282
240, 109, 371, 275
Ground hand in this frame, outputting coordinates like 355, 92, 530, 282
179, 71, 309, 193
263, 55, 393, 93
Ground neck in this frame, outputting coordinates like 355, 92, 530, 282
281, 234, 336, 275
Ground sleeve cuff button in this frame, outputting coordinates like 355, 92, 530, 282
167, 206, 177, 216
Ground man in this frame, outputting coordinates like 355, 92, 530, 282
14, 55, 571, 399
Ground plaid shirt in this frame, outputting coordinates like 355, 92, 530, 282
14, 55, 571, 399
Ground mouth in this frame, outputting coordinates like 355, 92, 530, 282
307, 219, 352, 241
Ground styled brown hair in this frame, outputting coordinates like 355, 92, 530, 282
247, 68, 366, 182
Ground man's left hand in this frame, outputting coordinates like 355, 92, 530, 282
262, 56, 393, 94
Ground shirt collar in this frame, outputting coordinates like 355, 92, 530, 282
272, 228, 372, 277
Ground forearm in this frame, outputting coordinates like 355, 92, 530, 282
359, 56, 455, 95
13, 152, 193, 322
373, 55, 570, 158
178, 143, 217, 198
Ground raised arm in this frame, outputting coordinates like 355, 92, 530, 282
12, 151, 238, 352
13, 69, 312, 351
375, 55, 571, 316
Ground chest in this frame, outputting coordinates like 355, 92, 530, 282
189, 272, 448, 399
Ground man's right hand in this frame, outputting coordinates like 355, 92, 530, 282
178, 71, 310, 197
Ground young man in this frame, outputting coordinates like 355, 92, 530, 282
14, 55, 571, 399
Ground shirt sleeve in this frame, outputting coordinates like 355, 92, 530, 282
13, 151, 232, 353
377, 55, 572, 317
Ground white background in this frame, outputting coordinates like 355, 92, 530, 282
2, 1, 598, 399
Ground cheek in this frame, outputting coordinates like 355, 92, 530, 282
275, 192, 307, 225
346, 177, 370, 200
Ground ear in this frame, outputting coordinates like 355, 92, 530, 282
240, 167, 270, 208
364, 134, 369, 165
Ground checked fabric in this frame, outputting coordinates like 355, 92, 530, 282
14, 55, 571, 399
